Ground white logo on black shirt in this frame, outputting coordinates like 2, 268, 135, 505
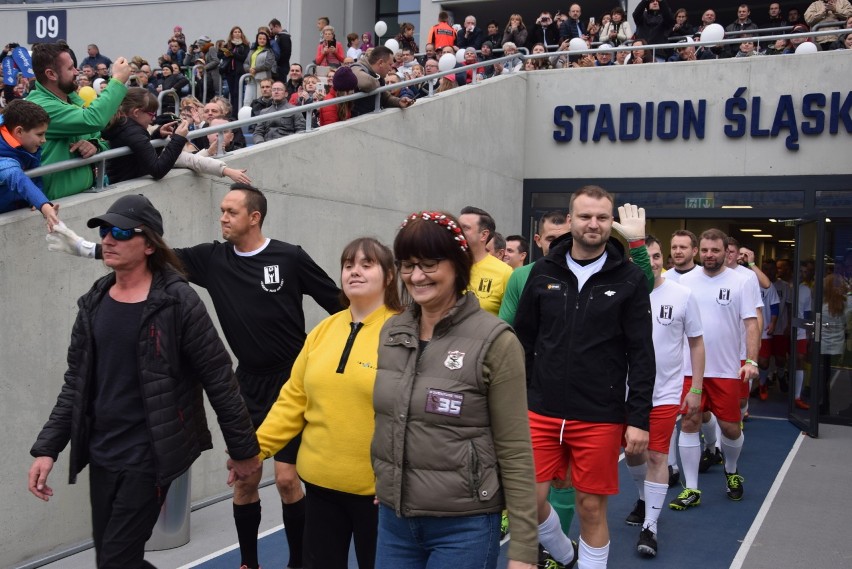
261, 265, 284, 292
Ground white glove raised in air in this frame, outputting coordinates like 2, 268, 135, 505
612, 203, 646, 242
46, 222, 97, 258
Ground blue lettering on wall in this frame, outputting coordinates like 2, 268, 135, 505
593, 104, 616, 142
551, 90, 850, 151
619, 103, 642, 141
801, 93, 825, 135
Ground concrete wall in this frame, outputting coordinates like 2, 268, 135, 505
1, 74, 526, 568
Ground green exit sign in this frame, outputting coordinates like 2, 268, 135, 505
685, 198, 714, 209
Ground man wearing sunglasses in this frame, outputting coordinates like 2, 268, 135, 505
45, 185, 341, 569
28, 194, 260, 569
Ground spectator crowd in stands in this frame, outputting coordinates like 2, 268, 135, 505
1, 3, 851, 214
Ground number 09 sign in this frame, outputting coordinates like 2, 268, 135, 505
28, 10, 67, 44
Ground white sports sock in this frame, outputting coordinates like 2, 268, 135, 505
628, 463, 648, 500
578, 537, 609, 569
679, 430, 701, 489
538, 504, 575, 565
643, 480, 668, 534
667, 425, 679, 470
702, 414, 718, 449
795, 370, 804, 398
721, 432, 745, 473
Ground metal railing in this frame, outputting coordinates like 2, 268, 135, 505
22, 53, 525, 187
19, 30, 846, 189
523, 28, 847, 65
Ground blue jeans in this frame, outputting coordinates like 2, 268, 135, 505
375, 503, 501, 569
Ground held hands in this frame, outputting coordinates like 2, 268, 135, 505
39, 202, 60, 232
46, 222, 97, 258
226, 456, 263, 486
612, 203, 647, 242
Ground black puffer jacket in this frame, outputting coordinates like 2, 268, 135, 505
102, 118, 186, 183
30, 269, 259, 486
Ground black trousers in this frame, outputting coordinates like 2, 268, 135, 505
89, 464, 170, 569
303, 481, 378, 569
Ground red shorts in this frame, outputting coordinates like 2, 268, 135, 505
771, 335, 790, 358
796, 338, 808, 355
647, 404, 680, 454
759, 339, 772, 359
528, 411, 622, 495
681, 377, 742, 423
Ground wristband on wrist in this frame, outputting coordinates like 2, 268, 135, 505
628, 238, 645, 249
689, 387, 702, 395
745, 358, 758, 367
748, 262, 756, 267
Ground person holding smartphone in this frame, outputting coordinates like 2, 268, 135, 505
315, 25, 345, 66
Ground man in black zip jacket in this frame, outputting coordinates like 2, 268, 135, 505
514, 186, 655, 569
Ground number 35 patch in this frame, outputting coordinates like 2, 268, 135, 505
425, 388, 464, 417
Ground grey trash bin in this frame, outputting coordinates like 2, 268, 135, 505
145, 468, 191, 551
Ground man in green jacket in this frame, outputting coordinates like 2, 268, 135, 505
27, 43, 131, 199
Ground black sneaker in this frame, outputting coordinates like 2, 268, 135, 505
625, 499, 645, 526
698, 447, 723, 473
669, 488, 701, 510
637, 527, 658, 557
725, 471, 745, 501
668, 465, 680, 487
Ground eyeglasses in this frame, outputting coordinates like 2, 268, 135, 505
100, 226, 144, 240
146, 111, 157, 120
396, 259, 444, 274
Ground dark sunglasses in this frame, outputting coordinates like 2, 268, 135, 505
100, 226, 144, 241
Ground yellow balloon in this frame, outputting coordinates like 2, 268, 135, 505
78, 86, 97, 107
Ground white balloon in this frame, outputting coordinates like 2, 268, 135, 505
795, 41, 818, 54
384, 39, 400, 53
568, 38, 588, 51
700, 23, 725, 43
438, 53, 457, 72
456, 49, 467, 64
374, 21, 387, 37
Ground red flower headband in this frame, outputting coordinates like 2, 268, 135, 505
401, 211, 469, 252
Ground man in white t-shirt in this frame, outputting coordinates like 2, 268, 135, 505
661, 229, 700, 484
624, 236, 705, 558
670, 229, 759, 509
662, 229, 699, 283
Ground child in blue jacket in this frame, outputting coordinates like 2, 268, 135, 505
0, 99, 59, 229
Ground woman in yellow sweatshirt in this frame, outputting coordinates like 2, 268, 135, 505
254, 237, 401, 569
